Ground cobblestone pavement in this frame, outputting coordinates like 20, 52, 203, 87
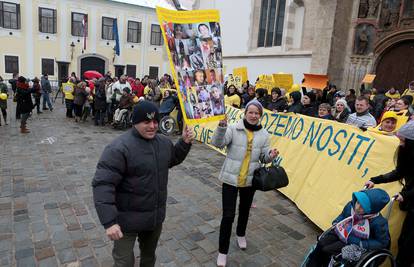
0, 100, 321, 267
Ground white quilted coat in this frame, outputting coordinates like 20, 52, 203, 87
212, 119, 272, 187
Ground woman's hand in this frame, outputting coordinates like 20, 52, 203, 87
269, 148, 279, 160
364, 180, 375, 189
395, 193, 404, 203
218, 115, 228, 127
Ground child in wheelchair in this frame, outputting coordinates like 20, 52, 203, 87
113, 88, 133, 124
306, 188, 391, 267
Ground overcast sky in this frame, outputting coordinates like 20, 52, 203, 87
110, 0, 175, 9
112, 0, 194, 10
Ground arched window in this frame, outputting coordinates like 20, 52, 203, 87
258, 0, 286, 47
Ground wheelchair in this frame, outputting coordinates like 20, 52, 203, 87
301, 195, 397, 267
159, 107, 179, 135
112, 109, 132, 130
159, 89, 180, 136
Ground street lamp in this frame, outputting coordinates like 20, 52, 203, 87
70, 42, 75, 60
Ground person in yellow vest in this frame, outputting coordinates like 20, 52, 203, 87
385, 87, 400, 99
159, 76, 171, 91
63, 77, 76, 118
224, 85, 241, 108
211, 100, 279, 267
402, 81, 414, 104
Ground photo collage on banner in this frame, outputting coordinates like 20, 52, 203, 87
162, 21, 225, 121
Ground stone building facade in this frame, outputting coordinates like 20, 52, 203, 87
0, 0, 175, 81
185, 0, 414, 93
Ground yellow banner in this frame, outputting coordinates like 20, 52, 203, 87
191, 106, 404, 254
156, 7, 225, 125
272, 73, 294, 90
255, 74, 275, 93
233, 67, 248, 83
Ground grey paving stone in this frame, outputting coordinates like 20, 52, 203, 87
16, 256, 36, 267
80, 256, 99, 267
0, 101, 319, 266
157, 246, 174, 263
288, 230, 306, 240
37, 256, 59, 267
14, 238, 34, 251
56, 248, 76, 264
188, 232, 205, 242
196, 239, 216, 254
15, 248, 34, 259
44, 203, 59, 209
174, 248, 193, 264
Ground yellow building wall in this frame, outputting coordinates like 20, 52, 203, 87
0, 0, 170, 80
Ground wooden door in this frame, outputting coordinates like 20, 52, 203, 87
80, 57, 105, 79
374, 40, 414, 91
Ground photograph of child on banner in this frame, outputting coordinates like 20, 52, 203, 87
163, 21, 225, 122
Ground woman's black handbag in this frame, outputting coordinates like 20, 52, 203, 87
252, 161, 289, 191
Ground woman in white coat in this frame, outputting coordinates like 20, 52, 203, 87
212, 100, 279, 266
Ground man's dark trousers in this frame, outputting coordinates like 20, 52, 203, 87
112, 224, 162, 267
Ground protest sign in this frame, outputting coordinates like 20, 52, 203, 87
191, 105, 404, 254
157, 7, 225, 124
255, 74, 275, 93
272, 73, 293, 90
233, 67, 248, 83
302, 74, 329, 90
227, 74, 242, 88
362, 74, 376, 84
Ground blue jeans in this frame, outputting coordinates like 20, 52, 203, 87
42, 93, 53, 110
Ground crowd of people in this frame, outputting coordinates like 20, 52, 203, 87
0, 72, 182, 134
3, 70, 413, 136
1, 70, 413, 266
223, 79, 414, 135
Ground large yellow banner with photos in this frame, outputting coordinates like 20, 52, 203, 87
192, 105, 405, 253
157, 7, 225, 125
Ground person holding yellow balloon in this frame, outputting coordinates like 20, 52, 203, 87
0, 76, 8, 126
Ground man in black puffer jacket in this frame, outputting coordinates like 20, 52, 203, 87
92, 101, 193, 267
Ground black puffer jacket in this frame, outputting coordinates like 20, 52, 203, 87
287, 91, 303, 113
94, 84, 107, 110
267, 97, 288, 112
301, 103, 318, 117
16, 82, 34, 114
92, 128, 191, 232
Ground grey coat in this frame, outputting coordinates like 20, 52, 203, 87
211, 119, 272, 187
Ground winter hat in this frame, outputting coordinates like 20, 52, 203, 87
352, 191, 371, 214
131, 100, 160, 125
290, 91, 302, 103
334, 91, 346, 98
380, 111, 398, 122
245, 99, 263, 116
305, 91, 316, 103
335, 98, 350, 112
397, 120, 414, 140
